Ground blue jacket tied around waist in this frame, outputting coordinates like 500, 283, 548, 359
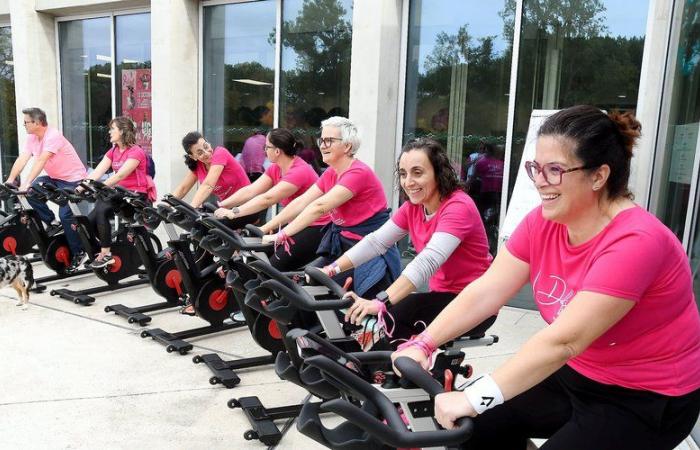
316, 209, 401, 296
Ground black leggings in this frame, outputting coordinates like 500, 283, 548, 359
388, 291, 496, 343
269, 225, 325, 271
463, 365, 700, 450
88, 199, 117, 248
88, 196, 146, 248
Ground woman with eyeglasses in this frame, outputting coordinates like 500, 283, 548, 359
213, 128, 330, 270
321, 138, 494, 343
393, 105, 700, 450
258, 116, 401, 299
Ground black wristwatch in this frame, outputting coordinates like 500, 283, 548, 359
375, 290, 391, 306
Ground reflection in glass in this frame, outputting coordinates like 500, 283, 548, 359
506, 0, 648, 202
115, 13, 152, 154
202, 2, 276, 159
403, 0, 512, 253
662, 0, 700, 308
279, 0, 353, 174
59, 18, 112, 166
0, 27, 17, 182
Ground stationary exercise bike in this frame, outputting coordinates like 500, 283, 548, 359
138, 196, 244, 354
191, 220, 301, 388
103, 190, 186, 325
291, 330, 475, 450
49, 180, 155, 305
0, 183, 39, 257
0, 182, 92, 291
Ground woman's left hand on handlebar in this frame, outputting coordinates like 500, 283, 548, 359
344, 292, 380, 325
434, 391, 476, 430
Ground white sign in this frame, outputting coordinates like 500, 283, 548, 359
500, 110, 559, 243
668, 123, 699, 185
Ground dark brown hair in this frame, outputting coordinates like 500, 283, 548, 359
538, 105, 641, 199
109, 116, 137, 148
398, 137, 464, 199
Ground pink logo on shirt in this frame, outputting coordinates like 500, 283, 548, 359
533, 270, 575, 320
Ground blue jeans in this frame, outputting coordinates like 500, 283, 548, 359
28, 175, 84, 256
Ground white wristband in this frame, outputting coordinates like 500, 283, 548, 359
463, 374, 504, 414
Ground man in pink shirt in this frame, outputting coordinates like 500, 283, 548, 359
5, 107, 87, 270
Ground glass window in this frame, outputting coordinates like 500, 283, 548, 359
403, 0, 513, 253
659, 0, 700, 309
115, 13, 152, 153
202, 2, 276, 161
59, 17, 112, 166
279, 0, 353, 172
656, 0, 700, 244
506, 0, 649, 203
0, 27, 17, 182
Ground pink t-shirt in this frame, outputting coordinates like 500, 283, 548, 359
24, 127, 86, 182
392, 190, 491, 293
195, 146, 250, 200
106, 145, 148, 193
474, 155, 504, 193
264, 156, 330, 226
315, 159, 387, 233
506, 205, 700, 396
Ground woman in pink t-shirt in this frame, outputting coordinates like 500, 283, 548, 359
258, 117, 400, 298
84, 117, 151, 269
171, 131, 251, 210
394, 106, 700, 450
322, 138, 494, 343
213, 128, 329, 270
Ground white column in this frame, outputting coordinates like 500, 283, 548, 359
631, 0, 674, 207
348, 0, 402, 206
150, 0, 198, 198
9, 0, 59, 153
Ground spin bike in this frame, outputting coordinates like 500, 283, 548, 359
103, 190, 185, 325
0, 182, 92, 291
191, 220, 302, 388
230, 261, 497, 446
0, 183, 39, 257
49, 180, 154, 305
293, 331, 475, 450
138, 195, 244, 355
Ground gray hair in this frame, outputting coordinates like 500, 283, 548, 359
22, 107, 47, 126
321, 116, 361, 154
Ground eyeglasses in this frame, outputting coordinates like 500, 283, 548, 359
23, 120, 33, 125
524, 161, 592, 186
264, 145, 276, 151
316, 137, 343, 148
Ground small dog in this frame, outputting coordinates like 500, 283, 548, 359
0, 255, 34, 310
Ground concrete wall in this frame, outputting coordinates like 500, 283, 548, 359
9, 0, 59, 155
0, 0, 10, 17
35, 0, 149, 16
348, 0, 403, 206
150, 0, 198, 198
630, 0, 674, 207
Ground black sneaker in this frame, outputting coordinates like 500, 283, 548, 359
66, 252, 86, 273
90, 254, 115, 269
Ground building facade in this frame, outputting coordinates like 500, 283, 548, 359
0, 0, 698, 439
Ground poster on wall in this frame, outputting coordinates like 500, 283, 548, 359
668, 122, 699, 185
120, 68, 152, 154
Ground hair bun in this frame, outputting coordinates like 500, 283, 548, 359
608, 111, 641, 158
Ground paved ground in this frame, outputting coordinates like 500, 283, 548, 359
0, 261, 696, 450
